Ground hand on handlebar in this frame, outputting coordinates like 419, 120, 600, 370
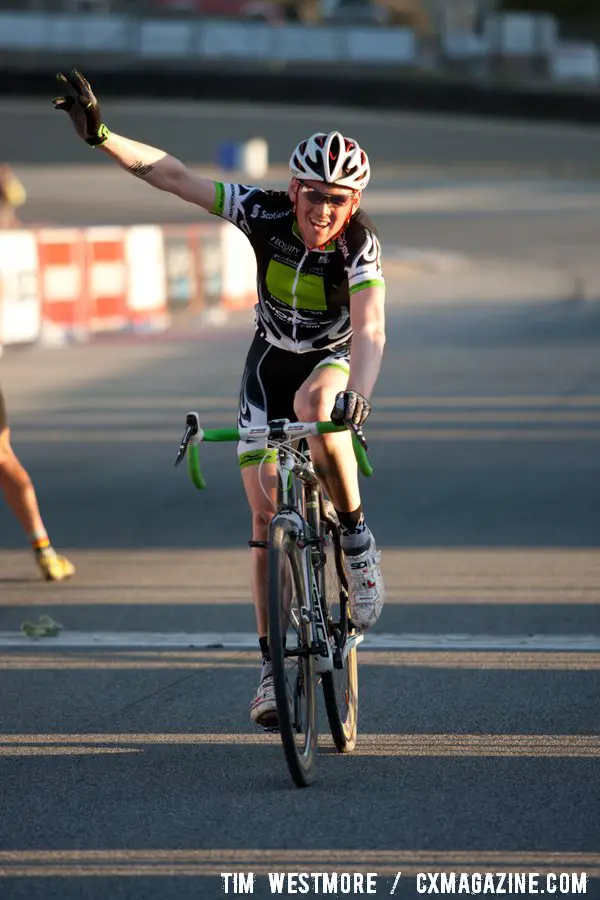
331, 390, 371, 428
53, 68, 110, 147
331, 390, 371, 452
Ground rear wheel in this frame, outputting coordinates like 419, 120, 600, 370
268, 516, 318, 787
320, 512, 359, 753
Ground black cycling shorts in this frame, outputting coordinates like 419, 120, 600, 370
237, 332, 350, 464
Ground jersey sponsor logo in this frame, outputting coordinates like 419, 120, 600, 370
337, 235, 350, 261
317, 255, 329, 264
270, 237, 302, 255
250, 204, 290, 221
263, 297, 332, 330
228, 194, 237, 220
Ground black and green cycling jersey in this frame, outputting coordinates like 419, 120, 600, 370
211, 182, 385, 354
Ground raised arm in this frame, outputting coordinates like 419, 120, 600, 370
53, 68, 216, 212
99, 132, 216, 211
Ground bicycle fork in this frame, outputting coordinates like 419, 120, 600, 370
274, 508, 333, 675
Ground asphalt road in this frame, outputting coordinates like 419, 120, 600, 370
0, 104, 599, 898
4, 98, 600, 171
1, 298, 599, 898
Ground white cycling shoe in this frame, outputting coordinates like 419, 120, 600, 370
344, 541, 385, 630
250, 662, 278, 729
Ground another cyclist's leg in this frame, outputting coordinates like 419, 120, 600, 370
294, 357, 384, 629
0, 392, 74, 581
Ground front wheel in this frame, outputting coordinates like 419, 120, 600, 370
268, 516, 318, 787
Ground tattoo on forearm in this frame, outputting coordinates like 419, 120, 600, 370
129, 161, 154, 178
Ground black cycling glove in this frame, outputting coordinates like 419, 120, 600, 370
331, 390, 372, 428
53, 69, 110, 147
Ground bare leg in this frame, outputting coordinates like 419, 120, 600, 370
0, 426, 75, 581
293, 366, 360, 514
241, 462, 278, 638
243, 459, 284, 727
0, 427, 46, 534
294, 365, 384, 630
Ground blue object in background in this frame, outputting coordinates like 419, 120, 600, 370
217, 141, 240, 171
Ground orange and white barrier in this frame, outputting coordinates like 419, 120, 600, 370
37, 225, 171, 342
85, 227, 129, 333
36, 228, 88, 345
0, 230, 40, 354
220, 224, 258, 311
0, 220, 256, 353
126, 225, 170, 333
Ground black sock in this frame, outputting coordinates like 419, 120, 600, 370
259, 636, 270, 663
336, 506, 372, 556
336, 506, 364, 534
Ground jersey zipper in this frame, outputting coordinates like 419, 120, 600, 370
291, 247, 309, 345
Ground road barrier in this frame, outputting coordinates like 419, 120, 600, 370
0, 222, 257, 353
0, 230, 40, 351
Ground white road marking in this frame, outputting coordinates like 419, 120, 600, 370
0, 632, 599, 651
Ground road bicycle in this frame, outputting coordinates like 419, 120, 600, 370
175, 411, 373, 788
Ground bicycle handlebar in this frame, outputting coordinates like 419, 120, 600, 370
174, 412, 374, 490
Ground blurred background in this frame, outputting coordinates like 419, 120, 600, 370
1, 0, 600, 532
1, 0, 600, 87
1, 1, 600, 880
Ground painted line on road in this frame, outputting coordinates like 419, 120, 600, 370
0, 733, 598, 761
11, 427, 600, 442
0, 746, 139, 757
2, 586, 600, 606
1, 632, 599, 651
0, 846, 597, 878
11, 394, 600, 411
0, 650, 598, 671
15, 410, 600, 428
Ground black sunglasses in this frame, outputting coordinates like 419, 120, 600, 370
298, 184, 353, 208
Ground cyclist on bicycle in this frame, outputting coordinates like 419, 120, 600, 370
54, 69, 386, 727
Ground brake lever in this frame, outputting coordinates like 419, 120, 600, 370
174, 412, 200, 466
347, 420, 369, 452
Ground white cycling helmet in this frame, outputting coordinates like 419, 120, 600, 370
289, 131, 370, 191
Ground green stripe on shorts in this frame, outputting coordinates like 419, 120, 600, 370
239, 448, 278, 469
314, 360, 349, 375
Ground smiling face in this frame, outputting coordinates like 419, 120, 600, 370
289, 178, 361, 249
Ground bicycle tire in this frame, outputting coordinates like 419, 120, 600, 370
320, 513, 359, 753
268, 516, 318, 788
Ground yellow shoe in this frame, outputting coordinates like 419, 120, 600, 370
36, 548, 75, 582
